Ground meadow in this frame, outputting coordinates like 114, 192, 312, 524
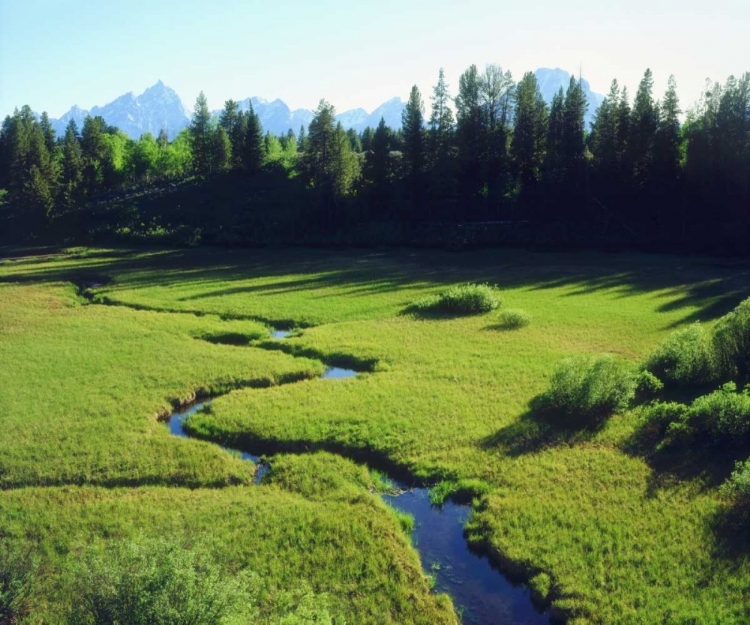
1, 245, 750, 623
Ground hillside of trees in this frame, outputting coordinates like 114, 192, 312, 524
1, 66, 748, 254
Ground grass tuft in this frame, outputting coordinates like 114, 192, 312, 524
409, 283, 502, 317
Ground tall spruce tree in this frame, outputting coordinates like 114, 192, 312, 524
511, 72, 548, 201
243, 105, 264, 174
455, 65, 484, 208
364, 117, 394, 216
628, 69, 658, 207
428, 68, 456, 209
61, 119, 84, 207
401, 85, 426, 217
190, 92, 214, 175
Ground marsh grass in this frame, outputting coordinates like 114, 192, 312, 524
4, 247, 750, 623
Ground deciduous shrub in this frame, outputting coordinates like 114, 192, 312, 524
722, 458, 750, 511
66, 537, 259, 625
713, 297, 750, 380
496, 308, 531, 329
650, 384, 750, 448
646, 323, 718, 388
410, 283, 502, 316
539, 354, 637, 427
642, 401, 688, 435
635, 370, 664, 401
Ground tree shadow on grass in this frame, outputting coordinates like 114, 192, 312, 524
480, 397, 605, 457
711, 504, 750, 561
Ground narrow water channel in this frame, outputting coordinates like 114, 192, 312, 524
168, 396, 548, 624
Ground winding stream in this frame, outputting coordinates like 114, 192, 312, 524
168, 397, 548, 624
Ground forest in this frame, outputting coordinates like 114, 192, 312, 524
1, 65, 749, 253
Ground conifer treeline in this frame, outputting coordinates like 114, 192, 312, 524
1, 65, 748, 253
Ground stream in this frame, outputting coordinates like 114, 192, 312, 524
168, 395, 548, 624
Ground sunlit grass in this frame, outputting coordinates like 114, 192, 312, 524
2, 246, 750, 622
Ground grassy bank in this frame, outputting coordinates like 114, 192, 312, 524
2, 246, 750, 622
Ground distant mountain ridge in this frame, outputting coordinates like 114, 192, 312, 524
49, 70, 603, 140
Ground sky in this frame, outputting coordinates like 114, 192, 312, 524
1, 0, 748, 119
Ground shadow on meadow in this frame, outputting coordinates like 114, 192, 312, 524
479, 397, 604, 457
1, 246, 750, 328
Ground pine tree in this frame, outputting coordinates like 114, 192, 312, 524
653, 76, 683, 228
298, 125, 307, 152
61, 119, 84, 206
212, 126, 232, 171
219, 100, 246, 169
401, 85, 426, 216
628, 69, 658, 200
364, 117, 394, 215
480, 65, 515, 210
511, 72, 548, 199
243, 105, 264, 174
428, 68, 456, 207
39, 112, 56, 153
561, 77, 589, 216
190, 92, 214, 175
543, 88, 566, 190
455, 65, 484, 206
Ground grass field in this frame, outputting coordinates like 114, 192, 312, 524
2, 246, 750, 623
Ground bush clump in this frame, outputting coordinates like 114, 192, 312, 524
635, 370, 664, 401
646, 383, 750, 448
66, 537, 260, 625
411, 283, 502, 316
713, 297, 750, 379
539, 354, 637, 427
646, 323, 718, 388
496, 308, 531, 329
722, 458, 750, 511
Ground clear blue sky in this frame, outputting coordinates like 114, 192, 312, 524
1, 0, 748, 119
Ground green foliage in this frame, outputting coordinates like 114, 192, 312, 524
66, 537, 259, 625
722, 459, 750, 511
411, 283, 501, 316
540, 354, 636, 426
190, 91, 214, 175
634, 369, 664, 401
496, 308, 531, 329
646, 323, 718, 387
642, 401, 688, 435
713, 297, 750, 379
429, 480, 458, 506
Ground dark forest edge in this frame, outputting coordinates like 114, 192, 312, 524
1, 65, 749, 255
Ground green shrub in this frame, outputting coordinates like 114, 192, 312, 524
642, 401, 688, 435
646, 323, 718, 388
496, 308, 531, 329
635, 370, 664, 401
722, 458, 750, 511
410, 283, 502, 316
66, 537, 259, 625
540, 354, 637, 427
686, 383, 750, 445
713, 297, 750, 379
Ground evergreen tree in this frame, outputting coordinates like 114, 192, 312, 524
81, 115, 111, 192
455, 65, 484, 207
511, 72, 548, 200
360, 126, 375, 152
305, 101, 360, 228
543, 88, 566, 192
212, 126, 232, 171
480, 65, 515, 210
628, 69, 658, 203
39, 112, 56, 154
219, 100, 246, 169
428, 68, 456, 209
364, 117, 394, 215
653, 76, 682, 228
243, 105, 264, 174
401, 85, 426, 217
298, 125, 308, 152
560, 77, 589, 217
157, 128, 169, 149
190, 92, 214, 175
61, 119, 84, 206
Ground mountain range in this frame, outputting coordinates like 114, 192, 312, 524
49, 68, 604, 140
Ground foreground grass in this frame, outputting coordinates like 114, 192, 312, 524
2, 246, 750, 622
